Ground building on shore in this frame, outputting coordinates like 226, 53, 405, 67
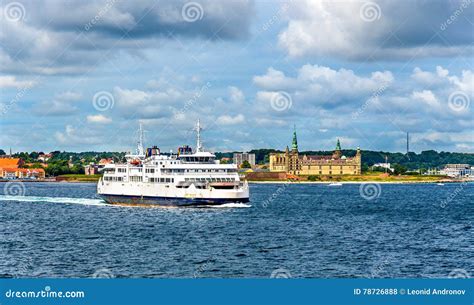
440, 164, 473, 178
269, 128, 361, 175
233, 153, 256, 167
372, 162, 394, 172
0, 158, 45, 179
85, 158, 114, 175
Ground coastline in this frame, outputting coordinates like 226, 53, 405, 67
248, 180, 470, 184
1, 179, 470, 185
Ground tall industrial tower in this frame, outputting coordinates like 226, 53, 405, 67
406, 132, 409, 154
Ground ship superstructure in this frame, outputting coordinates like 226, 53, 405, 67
97, 120, 249, 206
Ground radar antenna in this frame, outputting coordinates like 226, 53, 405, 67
195, 119, 202, 152
137, 123, 145, 156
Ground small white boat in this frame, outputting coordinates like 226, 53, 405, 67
436, 183, 445, 186
328, 183, 343, 187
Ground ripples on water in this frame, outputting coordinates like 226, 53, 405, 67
0, 182, 472, 278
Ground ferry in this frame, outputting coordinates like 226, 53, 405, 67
97, 120, 250, 207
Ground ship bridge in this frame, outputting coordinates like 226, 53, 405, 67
177, 151, 216, 164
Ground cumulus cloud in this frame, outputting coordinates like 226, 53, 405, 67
228, 86, 245, 104
87, 114, 112, 124
54, 124, 103, 146
0, 76, 36, 88
216, 114, 245, 125
254, 64, 394, 110
34, 91, 83, 116
0, 0, 255, 75
278, 0, 473, 60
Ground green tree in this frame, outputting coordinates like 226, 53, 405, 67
393, 164, 407, 175
240, 160, 252, 169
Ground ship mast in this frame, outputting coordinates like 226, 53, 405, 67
137, 123, 145, 156
195, 119, 202, 153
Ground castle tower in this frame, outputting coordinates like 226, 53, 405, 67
291, 125, 298, 152
285, 145, 290, 172
332, 139, 342, 159
356, 147, 362, 174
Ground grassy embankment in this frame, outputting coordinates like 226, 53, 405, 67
56, 173, 453, 183
245, 171, 451, 183
56, 174, 102, 182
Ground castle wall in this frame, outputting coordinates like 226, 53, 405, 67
269, 151, 361, 175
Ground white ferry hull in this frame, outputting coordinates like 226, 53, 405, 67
98, 120, 250, 207
97, 180, 249, 207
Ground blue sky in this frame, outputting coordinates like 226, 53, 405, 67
0, 0, 473, 153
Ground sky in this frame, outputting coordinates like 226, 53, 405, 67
0, 0, 473, 154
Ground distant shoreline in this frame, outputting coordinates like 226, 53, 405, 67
248, 180, 470, 184
1, 179, 471, 184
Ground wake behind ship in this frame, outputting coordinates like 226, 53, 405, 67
97, 120, 249, 207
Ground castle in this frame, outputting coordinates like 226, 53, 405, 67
269, 128, 361, 175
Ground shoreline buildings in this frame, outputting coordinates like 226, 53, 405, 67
0, 158, 45, 179
269, 128, 361, 175
233, 153, 256, 167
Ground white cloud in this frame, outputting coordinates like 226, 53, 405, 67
278, 0, 473, 60
253, 68, 297, 90
34, 91, 83, 116
216, 114, 245, 125
228, 86, 245, 104
114, 86, 183, 119
54, 124, 102, 146
0, 76, 36, 88
254, 65, 393, 110
411, 90, 440, 108
0, 1, 255, 75
87, 114, 112, 124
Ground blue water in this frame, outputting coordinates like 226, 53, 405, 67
0, 182, 472, 278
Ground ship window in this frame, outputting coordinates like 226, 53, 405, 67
130, 176, 142, 182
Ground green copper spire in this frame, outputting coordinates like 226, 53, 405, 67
335, 139, 341, 151
292, 125, 298, 151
